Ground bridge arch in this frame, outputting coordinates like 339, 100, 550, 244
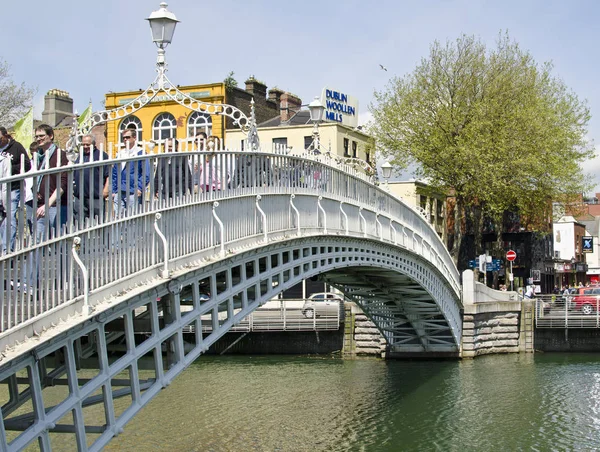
0, 150, 463, 451
0, 234, 461, 449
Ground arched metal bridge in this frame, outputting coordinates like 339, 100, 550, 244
0, 149, 461, 450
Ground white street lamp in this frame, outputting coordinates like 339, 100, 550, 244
381, 161, 392, 180
307, 96, 325, 154
146, 2, 180, 65
308, 96, 325, 123
69, 2, 255, 150
381, 161, 392, 191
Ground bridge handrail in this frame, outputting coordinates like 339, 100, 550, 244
0, 147, 460, 338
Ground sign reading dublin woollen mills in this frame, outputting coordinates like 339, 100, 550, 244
320, 87, 359, 128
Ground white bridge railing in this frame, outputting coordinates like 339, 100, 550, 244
0, 146, 460, 341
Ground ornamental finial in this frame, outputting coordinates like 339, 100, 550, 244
247, 98, 260, 151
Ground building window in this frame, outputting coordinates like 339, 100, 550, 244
352, 141, 357, 158
187, 111, 212, 137
304, 136, 313, 151
153, 112, 177, 141
119, 115, 143, 143
365, 150, 371, 165
343, 138, 349, 157
273, 137, 288, 151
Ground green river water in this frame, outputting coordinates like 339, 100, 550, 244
98, 353, 600, 451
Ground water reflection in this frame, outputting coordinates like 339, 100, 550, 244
7, 353, 600, 451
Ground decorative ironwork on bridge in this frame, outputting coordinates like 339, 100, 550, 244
67, 2, 257, 150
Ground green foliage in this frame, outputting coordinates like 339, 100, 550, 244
369, 32, 593, 257
224, 71, 238, 90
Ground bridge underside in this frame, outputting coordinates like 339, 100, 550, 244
0, 236, 461, 450
322, 267, 461, 357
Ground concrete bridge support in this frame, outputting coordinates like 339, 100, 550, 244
460, 270, 533, 358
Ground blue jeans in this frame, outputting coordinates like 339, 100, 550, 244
113, 192, 143, 217
27, 204, 69, 289
0, 189, 33, 254
35, 204, 68, 243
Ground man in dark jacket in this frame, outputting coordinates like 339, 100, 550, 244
74, 134, 110, 224
0, 127, 32, 254
154, 139, 193, 200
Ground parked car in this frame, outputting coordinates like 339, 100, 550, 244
561, 287, 579, 308
302, 292, 343, 318
572, 287, 600, 315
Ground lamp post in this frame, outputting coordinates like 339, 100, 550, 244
146, 2, 180, 66
308, 96, 325, 154
571, 257, 577, 287
69, 2, 257, 149
381, 161, 392, 191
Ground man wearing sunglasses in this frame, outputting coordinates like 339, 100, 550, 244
111, 128, 151, 215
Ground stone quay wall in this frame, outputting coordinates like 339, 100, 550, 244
461, 311, 521, 358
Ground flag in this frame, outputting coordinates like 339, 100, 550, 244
12, 107, 34, 147
77, 101, 92, 126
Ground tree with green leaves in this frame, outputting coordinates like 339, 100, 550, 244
0, 58, 36, 126
370, 32, 593, 265
224, 71, 238, 91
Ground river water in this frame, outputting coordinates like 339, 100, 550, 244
100, 353, 600, 451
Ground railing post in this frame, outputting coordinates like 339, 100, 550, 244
339, 201, 349, 236
290, 194, 301, 236
212, 202, 225, 258
317, 196, 327, 234
256, 195, 268, 242
390, 220, 397, 245
153, 213, 170, 278
375, 213, 383, 241
71, 237, 91, 315
359, 207, 367, 238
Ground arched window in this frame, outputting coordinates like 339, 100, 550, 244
187, 111, 212, 137
119, 116, 143, 142
153, 112, 177, 141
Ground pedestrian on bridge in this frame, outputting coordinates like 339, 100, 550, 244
154, 138, 193, 200
33, 124, 69, 241
112, 129, 151, 216
0, 127, 32, 254
192, 130, 207, 194
74, 134, 110, 225
197, 136, 231, 192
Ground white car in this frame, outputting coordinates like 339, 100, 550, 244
302, 292, 343, 318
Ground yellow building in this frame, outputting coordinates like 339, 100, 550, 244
103, 78, 290, 152
104, 82, 226, 148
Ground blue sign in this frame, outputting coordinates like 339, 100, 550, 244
583, 236, 593, 253
468, 258, 502, 271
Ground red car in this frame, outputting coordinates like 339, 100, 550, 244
572, 287, 600, 315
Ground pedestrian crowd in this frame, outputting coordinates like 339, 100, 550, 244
0, 124, 314, 256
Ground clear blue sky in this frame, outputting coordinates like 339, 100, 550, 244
3, 0, 599, 191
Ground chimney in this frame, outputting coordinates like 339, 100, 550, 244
268, 88, 284, 105
42, 89, 74, 127
245, 77, 267, 99
280, 92, 302, 122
